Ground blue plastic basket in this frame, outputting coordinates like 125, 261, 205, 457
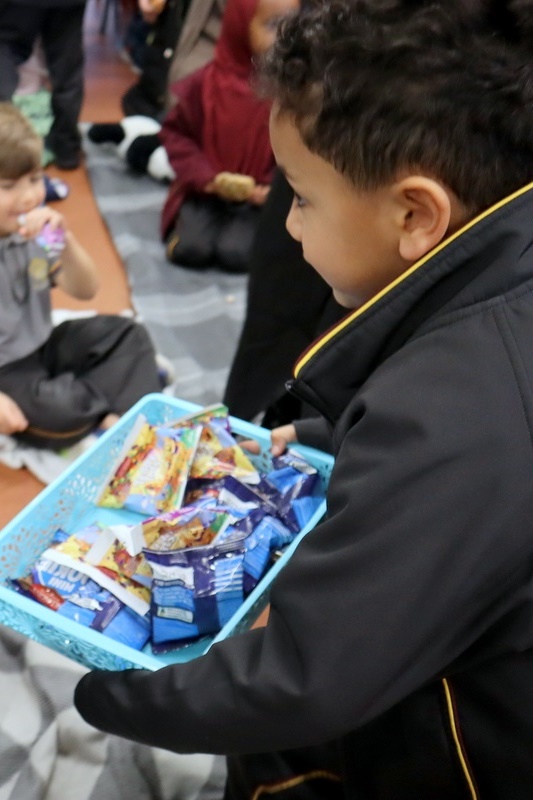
0, 394, 333, 671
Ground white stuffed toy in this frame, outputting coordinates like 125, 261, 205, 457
88, 115, 175, 182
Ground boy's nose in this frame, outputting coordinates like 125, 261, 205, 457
285, 201, 302, 242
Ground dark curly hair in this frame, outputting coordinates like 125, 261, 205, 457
260, 0, 533, 214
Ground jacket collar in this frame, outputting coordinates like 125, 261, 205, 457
289, 181, 533, 424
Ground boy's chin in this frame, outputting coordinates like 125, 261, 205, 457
333, 288, 362, 309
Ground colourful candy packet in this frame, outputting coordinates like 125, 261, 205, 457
146, 507, 231, 552
42, 529, 150, 617
97, 414, 202, 516
170, 403, 231, 432
11, 558, 150, 650
171, 404, 259, 484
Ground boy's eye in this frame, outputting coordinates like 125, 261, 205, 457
31, 173, 43, 184
293, 192, 307, 208
0, 181, 14, 190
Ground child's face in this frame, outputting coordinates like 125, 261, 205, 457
248, 0, 299, 57
0, 168, 45, 237
269, 111, 410, 308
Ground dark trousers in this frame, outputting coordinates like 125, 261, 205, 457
122, 0, 188, 120
167, 196, 262, 273
224, 743, 345, 800
223, 171, 345, 425
0, 2, 86, 160
0, 316, 160, 449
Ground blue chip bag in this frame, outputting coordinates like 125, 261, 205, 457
145, 537, 245, 644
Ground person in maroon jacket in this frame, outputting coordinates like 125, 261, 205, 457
159, 0, 298, 272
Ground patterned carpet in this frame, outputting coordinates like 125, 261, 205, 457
0, 624, 227, 800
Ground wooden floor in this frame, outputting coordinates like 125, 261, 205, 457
0, 0, 138, 526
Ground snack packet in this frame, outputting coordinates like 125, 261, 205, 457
97, 415, 201, 515
11, 561, 150, 650
216, 507, 294, 593
43, 528, 150, 617
172, 405, 259, 484
265, 451, 324, 532
145, 536, 245, 645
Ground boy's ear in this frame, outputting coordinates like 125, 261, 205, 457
393, 177, 454, 262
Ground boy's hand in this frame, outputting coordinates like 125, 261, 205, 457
0, 392, 28, 435
270, 424, 297, 456
240, 424, 297, 457
18, 206, 64, 239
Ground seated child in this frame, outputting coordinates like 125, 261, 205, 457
0, 103, 163, 450
89, 0, 299, 274
75, 1, 533, 796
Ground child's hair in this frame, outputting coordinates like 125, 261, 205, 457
260, 0, 533, 214
0, 102, 42, 180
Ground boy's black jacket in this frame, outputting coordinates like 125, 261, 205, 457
75, 183, 533, 798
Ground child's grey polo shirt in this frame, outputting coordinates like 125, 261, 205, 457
0, 233, 61, 369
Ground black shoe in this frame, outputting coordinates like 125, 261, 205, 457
53, 150, 83, 170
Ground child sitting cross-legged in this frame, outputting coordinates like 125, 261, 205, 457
0, 103, 163, 450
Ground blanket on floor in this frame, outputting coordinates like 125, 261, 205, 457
82, 130, 248, 407
0, 627, 226, 800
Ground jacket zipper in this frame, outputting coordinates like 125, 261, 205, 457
285, 378, 336, 426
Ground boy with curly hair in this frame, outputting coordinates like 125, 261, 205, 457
0, 104, 162, 449
75, 2, 533, 796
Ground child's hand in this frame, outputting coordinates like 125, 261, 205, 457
240, 424, 297, 457
249, 185, 270, 206
270, 424, 297, 456
0, 392, 28, 435
18, 206, 65, 239
139, 0, 165, 23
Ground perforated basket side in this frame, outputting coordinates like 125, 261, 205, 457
0, 394, 334, 670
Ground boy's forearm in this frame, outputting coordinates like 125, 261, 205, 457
56, 231, 99, 299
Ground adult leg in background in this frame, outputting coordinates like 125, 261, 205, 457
223, 170, 345, 425
215, 202, 261, 274
40, 1, 86, 169
0, 3, 41, 100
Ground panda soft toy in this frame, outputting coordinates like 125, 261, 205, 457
87, 116, 175, 182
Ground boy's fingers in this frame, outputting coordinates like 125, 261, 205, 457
239, 438, 261, 454
270, 436, 289, 457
